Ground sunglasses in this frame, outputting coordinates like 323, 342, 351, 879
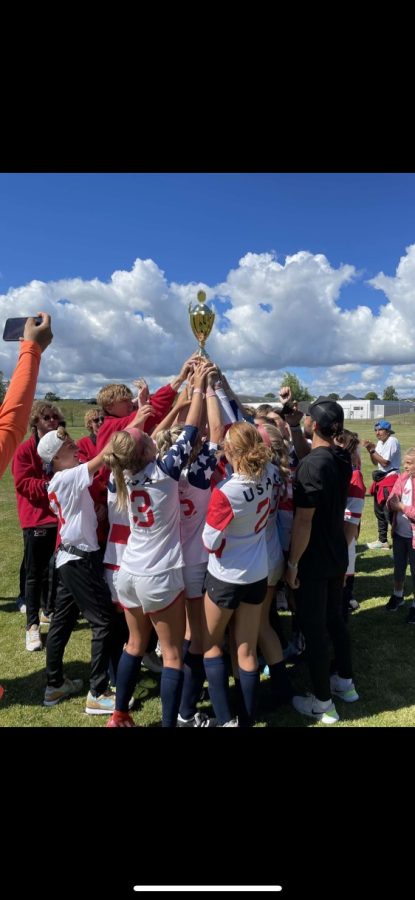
41, 413, 60, 421
92, 417, 104, 424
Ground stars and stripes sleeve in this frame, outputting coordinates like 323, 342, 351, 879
187, 443, 218, 489
157, 425, 199, 481
202, 486, 234, 552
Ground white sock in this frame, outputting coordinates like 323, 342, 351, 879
394, 589, 404, 598
334, 676, 352, 689
315, 697, 333, 709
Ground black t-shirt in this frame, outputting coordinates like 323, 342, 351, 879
293, 446, 352, 579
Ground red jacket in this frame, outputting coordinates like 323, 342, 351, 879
96, 383, 177, 481
77, 434, 97, 462
11, 434, 57, 529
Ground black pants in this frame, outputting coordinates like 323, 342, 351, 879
23, 526, 58, 626
296, 574, 353, 702
374, 490, 391, 543
46, 552, 118, 695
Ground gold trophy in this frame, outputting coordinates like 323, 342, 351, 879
188, 290, 215, 357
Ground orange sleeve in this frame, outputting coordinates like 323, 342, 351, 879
0, 340, 41, 479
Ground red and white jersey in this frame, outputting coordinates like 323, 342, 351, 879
47, 463, 98, 568
344, 468, 366, 526
103, 473, 130, 571
179, 442, 218, 566
203, 462, 280, 584
121, 424, 198, 576
266, 470, 284, 572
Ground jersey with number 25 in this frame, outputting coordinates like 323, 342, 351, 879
203, 462, 280, 584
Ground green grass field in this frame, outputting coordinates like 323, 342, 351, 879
1, 414, 415, 727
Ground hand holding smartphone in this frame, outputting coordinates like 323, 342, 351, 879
3, 317, 42, 341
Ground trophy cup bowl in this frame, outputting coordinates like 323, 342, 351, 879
188, 290, 215, 357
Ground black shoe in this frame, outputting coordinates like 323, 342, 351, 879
406, 607, 415, 624
385, 594, 405, 612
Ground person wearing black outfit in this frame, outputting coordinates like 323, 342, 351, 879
285, 399, 359, 725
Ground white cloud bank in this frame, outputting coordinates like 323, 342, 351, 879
2, 245, 415, 398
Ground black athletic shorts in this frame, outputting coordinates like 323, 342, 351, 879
205, 572, 268, 610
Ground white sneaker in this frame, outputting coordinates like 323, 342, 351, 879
367, 540, 389, 550
25, 626, 42, 651
142, 651, 163, 673
292, 694, 339, 724
330, 675, 359, 703
221, 718, 239, 727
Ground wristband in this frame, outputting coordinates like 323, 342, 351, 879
214, 381, 222, 389
287, 559, 298, 570
193, 388, 204, 396
206, 389, 216, 398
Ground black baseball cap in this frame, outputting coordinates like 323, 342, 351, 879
308, 397, 344, 429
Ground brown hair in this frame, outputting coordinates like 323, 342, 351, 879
84, 408, 104, 432
225, 421, 273, 480
96, 383, 133, 412
336, 429, 360, 455
29, 400, 64, 433
256, 422, 290, 485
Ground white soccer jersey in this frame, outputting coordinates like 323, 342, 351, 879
375, 435, 401, 473
344, 470, 366, 526
47, 463, 98, 568
103, 473, 130, 570
179, 442, 218, 566
265, 471, 284, 572
121, 424, 198, 576
203, 462, 280, 584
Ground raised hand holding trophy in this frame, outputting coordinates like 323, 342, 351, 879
188, 290, 215, 357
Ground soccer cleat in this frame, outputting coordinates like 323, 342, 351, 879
367, 540, 389, 550
385, 594, 405, 612
39, 611, 52, 625
348, 598, 360, 611
220, 718, 239, 727
43, 677, 83, 707
330, 675, 359, 703
177, 711, 217, 727
292, 694, 339, 724
106, 710, 136, 727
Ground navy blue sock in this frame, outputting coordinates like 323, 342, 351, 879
179, 652, 206, 719
238, 666, 260, 727
115, 650, 142, 712
182, 638, 191, 658
204, 656, 232, 725
161, 667, 184, 727
233, 677, 251, 728
269, 660, 293, 705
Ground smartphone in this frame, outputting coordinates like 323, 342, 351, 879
2, 316, 42, 341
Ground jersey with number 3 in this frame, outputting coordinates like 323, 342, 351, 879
121, 424, 198, 576
203, 462, 279, 584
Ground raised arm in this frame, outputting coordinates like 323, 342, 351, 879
0, 312, 53, 478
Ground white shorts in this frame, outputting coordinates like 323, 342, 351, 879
268, 561, 284, 587
183, 562, 207, 599
117, 566, 185, 615
104, 566, 120, 604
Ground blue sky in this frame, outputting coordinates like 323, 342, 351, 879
1, 171, 415, 399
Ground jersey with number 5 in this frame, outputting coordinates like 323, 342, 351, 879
203, 462, 279, 584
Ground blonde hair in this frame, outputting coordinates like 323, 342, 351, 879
30, 400, 64, 433
96, 383, 133, 412
256, 423, 290, 485
84, 407, 103, 432
155, 424, 203, 466
103, 431, 147, 511
225, 421, 273, 480
404, 447, 415, 458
